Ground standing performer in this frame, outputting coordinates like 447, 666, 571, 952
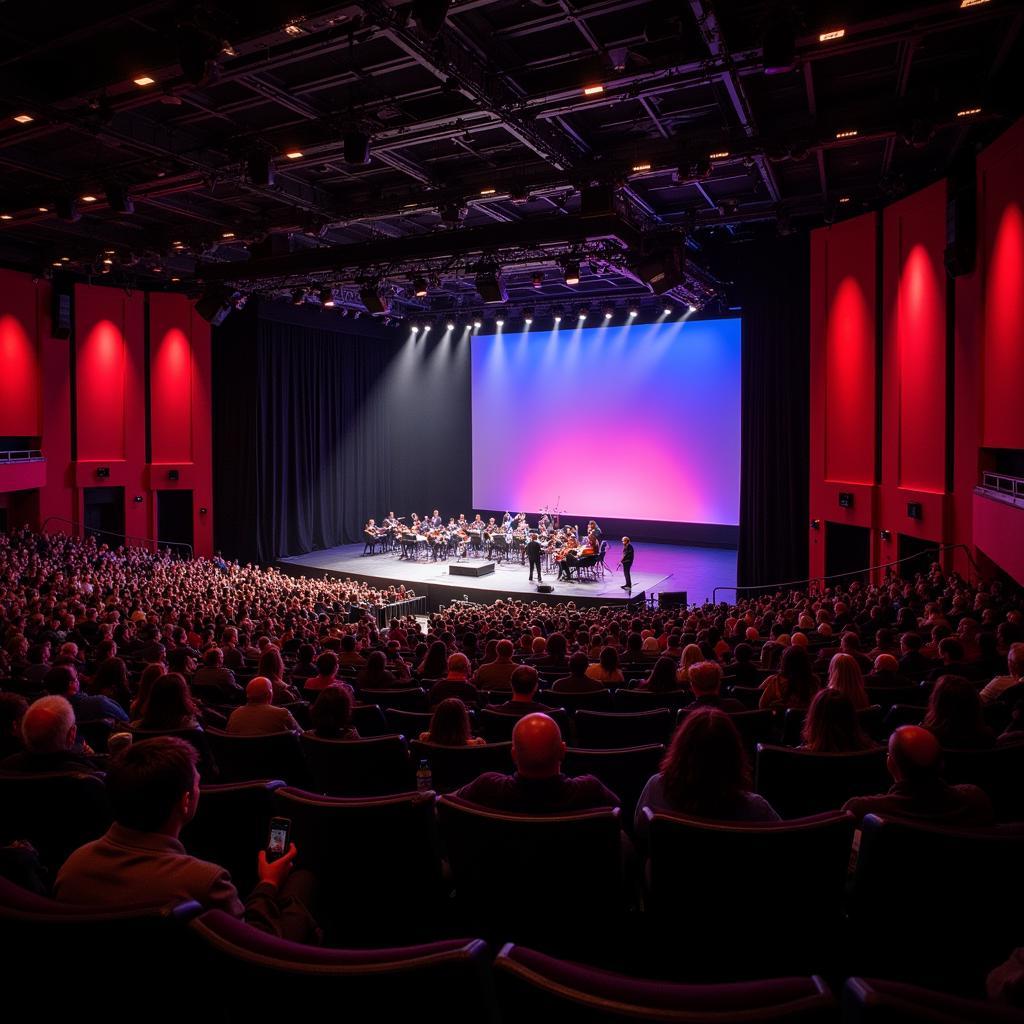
619, 536, 635, 591
526, 531, 544, 582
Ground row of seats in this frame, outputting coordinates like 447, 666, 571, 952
2, 861, 1019, 1022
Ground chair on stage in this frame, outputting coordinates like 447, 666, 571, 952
488, 534, 509, 563
362, 530, 384, 555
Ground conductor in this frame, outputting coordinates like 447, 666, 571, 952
526, 531, 544, 582
620, 537, 634, 591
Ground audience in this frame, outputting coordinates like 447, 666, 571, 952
799, 689, 876, 753
923, 675, 996, 749
226, 677, 300, 736
486, 666, 548, 714
759, 646, 819, 710
981, 642, 1023, 704
684, 661, 745, 712
586, 645, 625, 686
827, 653, 870, 710
428, 653, 477, 706
474, 639, 518, 690
0, 695, 99, 773
308, 684, 358, 740
551, 651, 604, 693
419, 698, 484, 746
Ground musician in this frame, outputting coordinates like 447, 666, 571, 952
588, 520, 602, 545
364, 518, 380, 536
410, 513, 422, 532
620, 537, 635, 590
526, 531, 543, 582
471, 514, 484, 530
501, 511, 512, 531
457, 513, 468, 528
383, 512, 398, 530
429, 509, 442, 529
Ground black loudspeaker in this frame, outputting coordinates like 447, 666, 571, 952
194, 287, 233, 326
907, 502, 923, 520
658, 591, 688, 609
536, 584, 554, 594
168, 469, 179, 481
344, 130, 371, 166
944, 163, 976, 278
96, 467, 110, 479
52, 286, 72, 339
839, 492, 854, 508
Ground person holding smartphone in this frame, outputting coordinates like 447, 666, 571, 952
54, 736, 320, 943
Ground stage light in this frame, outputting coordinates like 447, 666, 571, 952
344, 130, 371, 165
102, 257, 113, 265
627, 304, 638, 317
447, 320, 455, 330
222, 231, 235, 238
479, 187, 496, 196
133, 75, 156, 86
523, 307, 534, 325
319, 287, 335, 307
631, 162, 652, 172
563, 259, 581, 286
496, 317, 505, 327
422, 324, 431, 333
285, 150, 304, 160
578, 306, 588, 321
413, 276, 428, 297
0, 214, 11, 221
473, 319, 482, 329
603, 305, 614, 319
360, 286, 390, 314
957, 107, 982, 118
819, 28, 845, 41
531, 272, 543, 288
583, 84, 604, 96
554, 315, 562, 324
412, 0, 451, 38
475, 266, 508, 303
410, 324, 419, 333
688, 304, 697, 313
838, 196, 851, 204
37, 206, 48, 213
708, 151, 730, 160
960, 0, 989, 6
291, 288, 307, 306
524, 316, 533, 325
663, 304, 672, 315
835, 129, 858, 139
13, 114, 33, 124
80, 194, 97, 203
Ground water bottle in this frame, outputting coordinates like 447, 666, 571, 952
416, 758, 432, 793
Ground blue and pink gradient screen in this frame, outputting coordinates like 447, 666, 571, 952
471, 316, 741, 525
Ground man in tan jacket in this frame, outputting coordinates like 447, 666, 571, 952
227, 677, 300, 735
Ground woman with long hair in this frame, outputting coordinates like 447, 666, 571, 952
309, 683, 359, 740
586, 645, 625, 686
676, 643, 703, 685
641, 656, 682, 693
924, 675, 995, 749
257, 647, 301, 704
827, 653, 870, 710
759, 645, 820, 710
138, 673, 199, 731
417, 640, 449, 681
419, 698, 484, 746
800, 689, 876, 753
634, 709, 779, 832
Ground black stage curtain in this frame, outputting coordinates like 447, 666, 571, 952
735, 234, 810, 589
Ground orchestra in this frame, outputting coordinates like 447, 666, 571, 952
362, 508, 609, 580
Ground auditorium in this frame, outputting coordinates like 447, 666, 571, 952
1, 1, 1023, 1019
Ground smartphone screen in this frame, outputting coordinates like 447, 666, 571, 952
266, 817, 290, 862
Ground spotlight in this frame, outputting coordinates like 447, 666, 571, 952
603, 304, 614, 319
319, 287, 335, 307
422, 324, 431, 333
627, 304, 639, 317
663, 304, 672, 315
344, 130, 371, 165
495, 317, 505, 327
291, 287, 307, 306
410, 324, 419, 333
688, 304, 697, 313
413, 276, 428, 297
563, 259, 581, 286
360, 286, 390, 314
473, 319, 482, 329
523, 307, 534, 325
446, 320, 455, 330
412, 0, 451, 38
578, 306, 589, 321
80, 194, 98, 203
552, 307, 564, 324
531, 272, 543, 288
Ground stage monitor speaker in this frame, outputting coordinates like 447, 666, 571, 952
52, 286, 72, 339
449, 561, 495, 578
536, 584, 554, 594
659, 591, 687, 609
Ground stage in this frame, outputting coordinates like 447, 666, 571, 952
277, 542, 737, 612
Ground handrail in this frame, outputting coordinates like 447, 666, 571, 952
40, 516, 194, 560
0, 449, 44, 463
711, 542, 980, 605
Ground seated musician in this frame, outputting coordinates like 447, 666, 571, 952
471, 514, 484, 530
429, 509, 443, 529
364, 518, 379, 536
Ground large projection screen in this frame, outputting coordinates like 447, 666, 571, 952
471, 316, 741, 527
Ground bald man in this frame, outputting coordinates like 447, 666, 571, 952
0, 695, 101, 774
842, 725, 993, 827
865, 653, 912, 690
226, 677, 300, 736
454, 712, 619, 813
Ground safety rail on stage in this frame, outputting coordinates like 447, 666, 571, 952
710, 542, 979, 606
373, 595, 426, 626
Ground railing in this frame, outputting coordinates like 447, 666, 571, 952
40, 516, 194, 560
977, 471, 1024, 509
372, 595, 426, 626
711, 542, 980, 606
0, 449, 44, 463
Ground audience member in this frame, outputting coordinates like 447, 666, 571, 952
759, 646, 819, 710
227, 677, 300, 735
800, 689, 876, 753
684, 661, 745, 712
308, 684, 358, 740
474, 639, 518, 690
419, 698, 484, 746
551, 651, 604, 693
0, 696, 100, 773
827, 653, 870, 710
923, 675, 995, 749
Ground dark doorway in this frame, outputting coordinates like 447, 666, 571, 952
83, 487, 125, 544
157, 490, 194, 554
825, 522, 872, 585
898, 533, 940, 580
0, 507, 7, 533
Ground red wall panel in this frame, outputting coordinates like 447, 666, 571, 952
0, 269, 42, 437
978, 122, 1024, 451
973, 494, 1024, 586
150, 318, 194, 463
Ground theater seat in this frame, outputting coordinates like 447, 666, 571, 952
843, 977, 1024, 1023
943, 740, 1024, 821
754, 744, 889, 818
130, 726, 219, 781
538, 689, 614, 714
563, 744, 664, 822
437, 795, 626, 918
0, 771, 111, 873
613, 688, 692, 712
350, 702, 390, 736
187, 910, 493, 1020
574, 709, 675, 748
479, 706, 568, 742
0, 876, 200, 1014
353, 687, 428, 712
204, 727, 309, 787
299, 732, 412, 795
850, 814, 1024, 988
270, 787, 445, 938
385, 707, 436, 736
493, 944, 836, 1022
409, 739, 513, 792
181, 779, 286, 894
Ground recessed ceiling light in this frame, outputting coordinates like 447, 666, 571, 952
133, 76, 156, 86
480, 188, 496, 196
170, 276, 181, 282
0, 214, 11, 220
819, 29, 845, 41
835, 129, 858, 139
583, 85, 604, 96
708, 151, 730, 160
956, 107, 982, 118
80, 194, 97, 203
37, 206, 49, 213
61, 256, 70, 262
222, 231, 235, 238
285, 150, 304, 159
102, 258, 113, 265
13, 114, 34, 124
631, 162, 652, 172
960, 0, 989, 7
838, 196, 851, 204
52, 261, 62, 267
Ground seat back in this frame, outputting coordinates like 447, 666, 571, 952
299, 732, 412, 795
645, 809, 855, 932
355, 687, 427, 712
271, 787, 445, 933
409, 740, 514, 792
755, 745, 889, 818
181, 780, 285, 894
538, 689, 613, 714
942, 741, 1024, 821
0, 771, 110, 873
613, 688, 692, 711
437, 795, 624, 917
574, 709, 674, 748
187, 910, 493, 1020
563, 745, 664, 823
350, 703, 389, 736
842, 977, 1024, 1023
493, 943, 836, 1022
479, 707, 568, 742
130, 726, 219, 781
204, 728, 309, 786
385, 707, 436, 736
866, 685, 928, 710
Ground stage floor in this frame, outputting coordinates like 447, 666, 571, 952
277, 542, 737, 611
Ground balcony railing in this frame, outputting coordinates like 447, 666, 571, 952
0, 449, 44, 463
977, 472, 1024, 509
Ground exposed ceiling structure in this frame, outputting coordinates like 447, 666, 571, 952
0, 0, 1020, 321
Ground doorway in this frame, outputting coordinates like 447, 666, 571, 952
825, 521, 872, 586
157, 490, 194, 554
83, 487, 125, 545
898, 533, 940, 580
